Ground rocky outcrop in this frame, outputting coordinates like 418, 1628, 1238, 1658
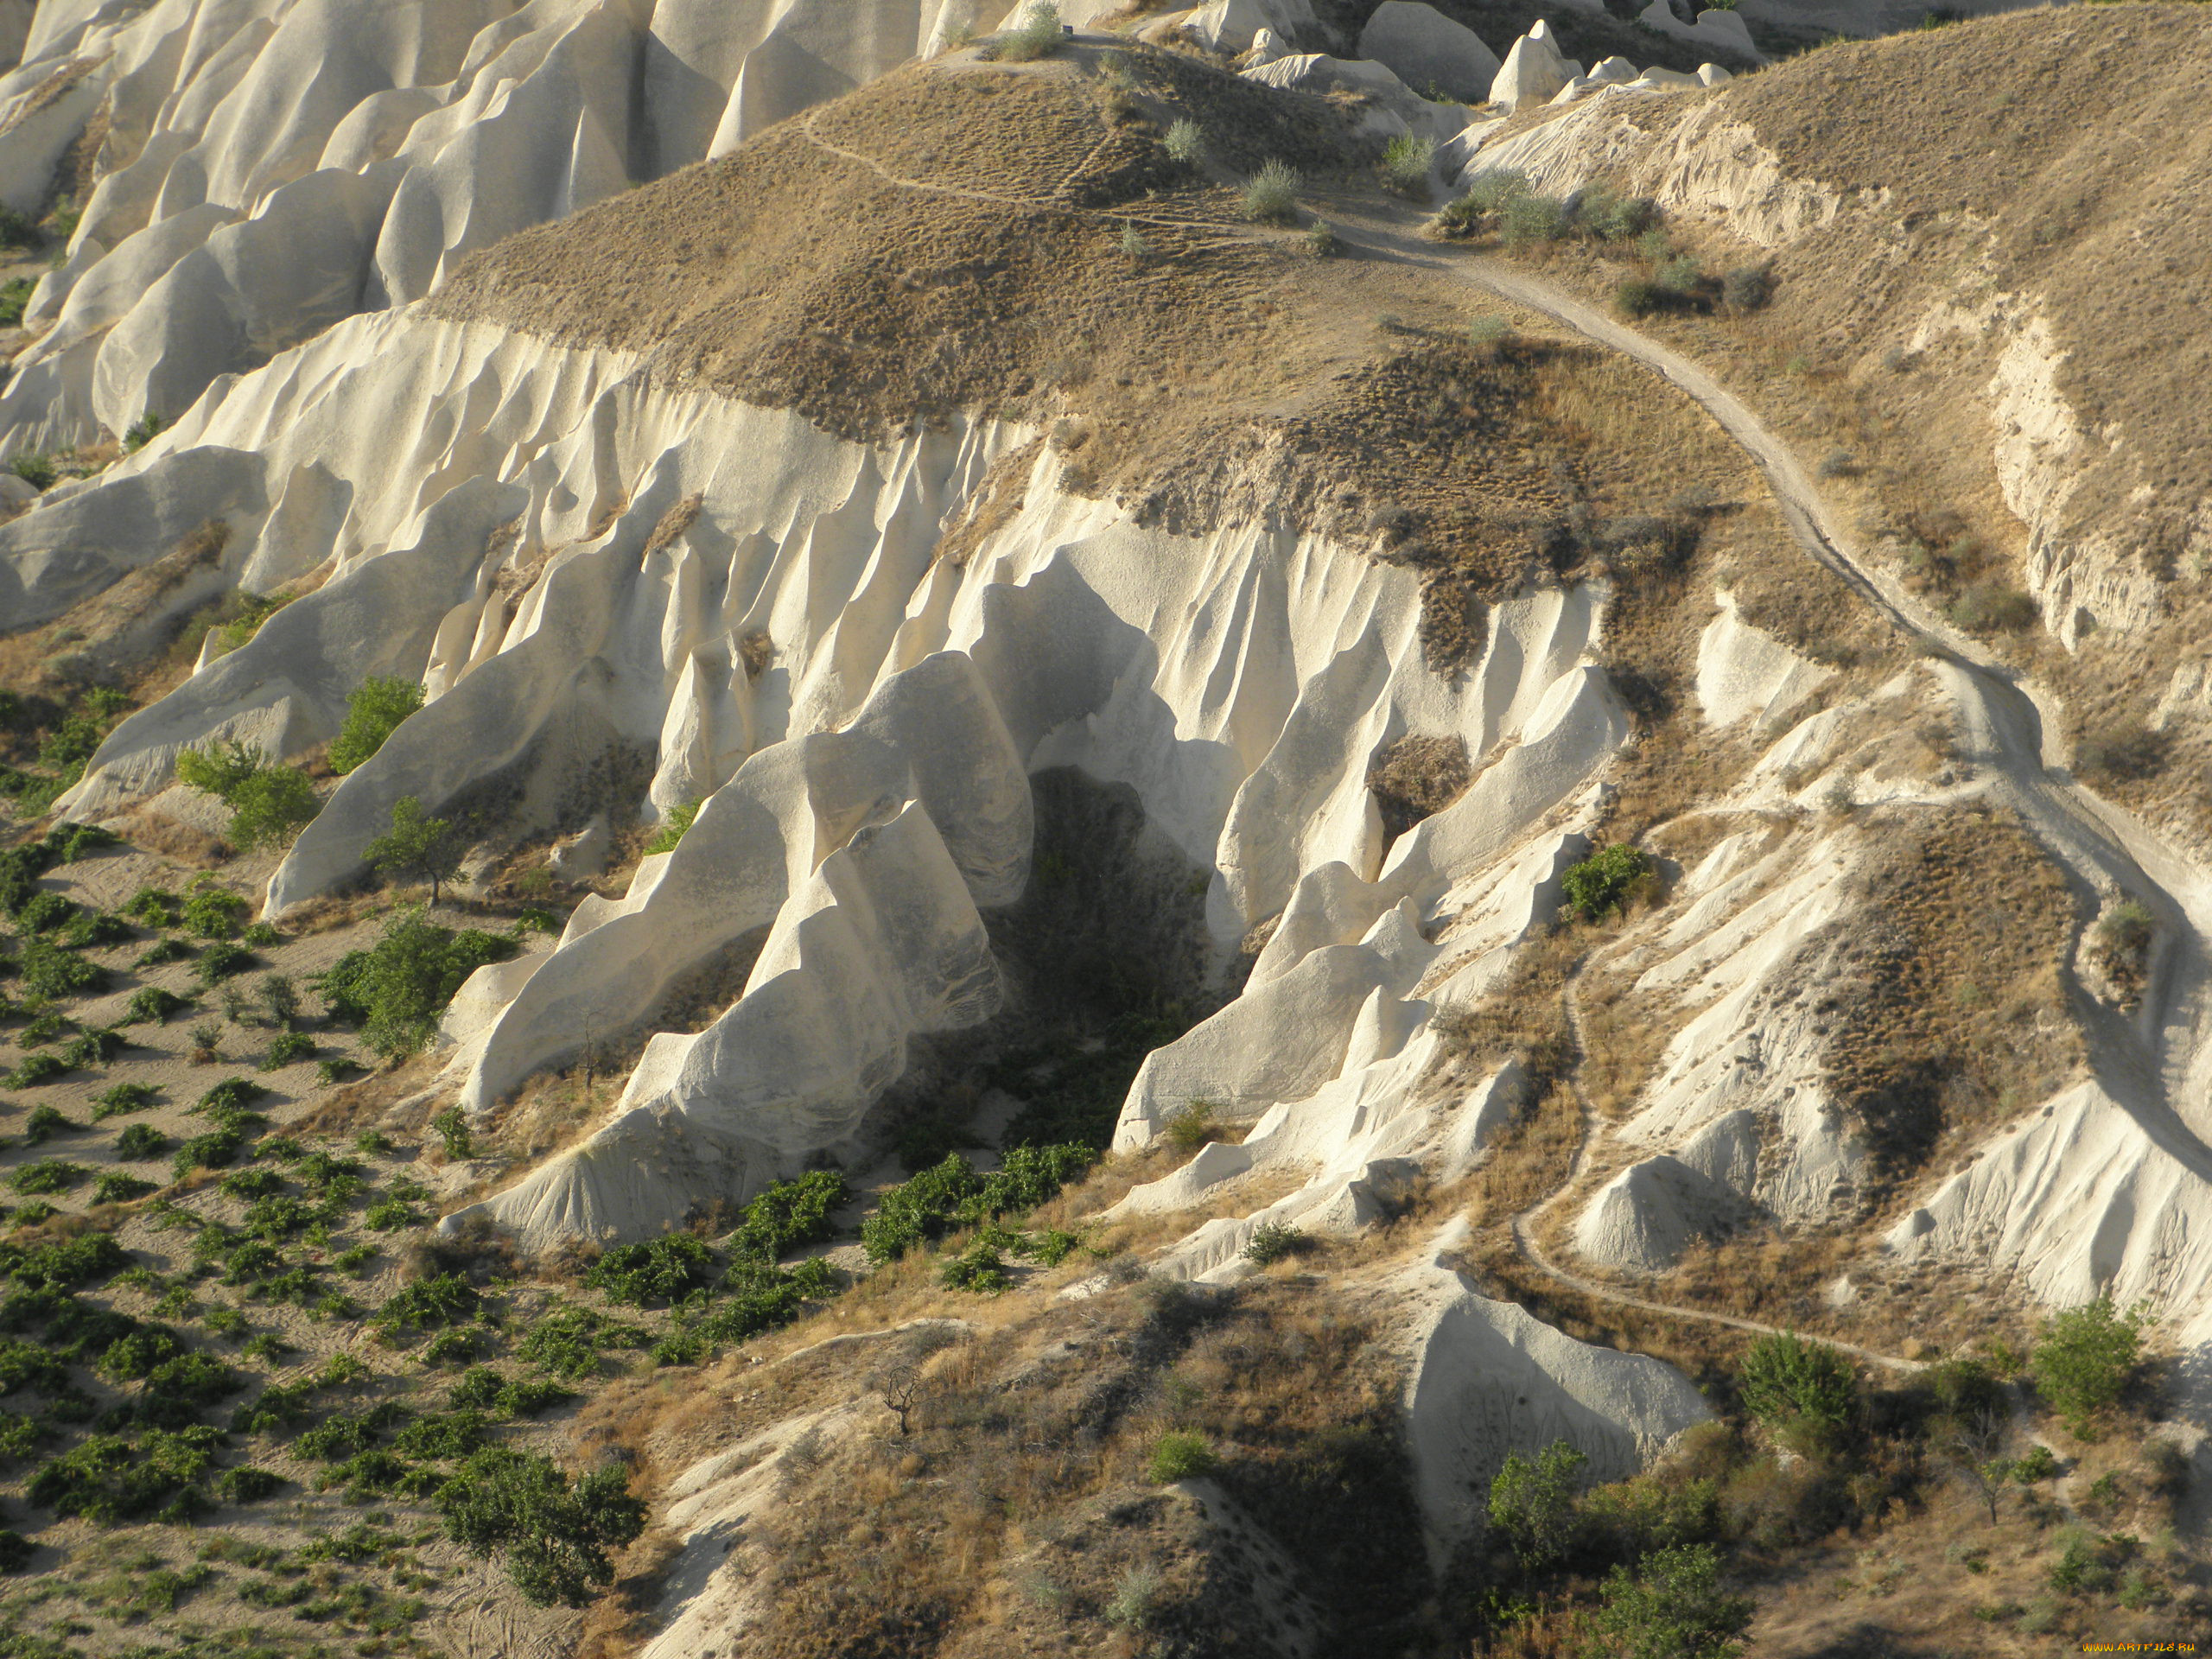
1401, 1220, 1713, 1550
1357, 1, 1499, 105
1637, 0, 1766, 64
1243, 50, 1471, 141
1487, 21, 1582, 111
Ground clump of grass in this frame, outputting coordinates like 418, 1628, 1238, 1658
1381, 132, 1436, 196
1146, 1430, 1218, 1484
1243, 1221, 1309, 1267
1164, 118, 1203, 167
1241, 159, 1300, 225
1160, 1098, 1220, 1151
1949, 582, 2039, 634
995, 0, 1063, 60
1117, 222, 1150, 263
1306, 219, 1341, 257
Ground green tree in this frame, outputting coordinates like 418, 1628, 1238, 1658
435, 1447, 645, 1607
225, 764, 320, 849
1738, 1332, 1856, 1452
314, 908, 515, 1059
327, 677, 424, 775
1489, 1440, 1588, 1572
1561, 843, 1649, 920
175, 739, 265, 802
2031, 1298, 2149, 1438
1584, 1543, 1753, 1659
365, 795, 464, 905
176, 738, 316, 849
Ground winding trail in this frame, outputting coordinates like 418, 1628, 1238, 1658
1510, 963, 1922, 1372
781, 73, 2212, 1356
1360, 231, 2212, 1347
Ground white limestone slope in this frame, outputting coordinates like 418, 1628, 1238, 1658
0, 0, 1125, 457
1401, 1220, 1713, 1552
4, 266, 1627, 1247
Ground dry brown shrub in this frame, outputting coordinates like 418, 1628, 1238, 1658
1366, 733, 1471, 844
639, 493, 703, 559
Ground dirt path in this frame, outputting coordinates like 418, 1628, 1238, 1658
1342, 232, 2212, 1158
1506, 963, 1924, 1372
783, 81, 2212, 1357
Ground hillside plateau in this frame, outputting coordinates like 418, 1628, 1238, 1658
0, 3, 2206, 1657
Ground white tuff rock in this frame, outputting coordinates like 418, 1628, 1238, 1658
1357, 1, 1501, 105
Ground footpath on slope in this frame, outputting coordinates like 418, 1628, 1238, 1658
1510, 959, 1922, 1373
672, 73, 2212, 1364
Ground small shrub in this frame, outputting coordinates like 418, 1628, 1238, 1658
1950, 582, 2039, 634
217, 1465, 284, 1503
1722, 263, 1774, 313
375, 1272, 480, 1337
2031, 1298, 2147, 1437
1587, 1542, 1754, 1659
27, 1427, 220, 1523
1382, 132, 1436, 196
4, 1053, 69, 1089
259, 1031, 315, 1071
10, 453, 54, 492
0, 277, 33, 329
1117, 222, 1149, 263
726, 1168, 848, 1264
196, 942, 257, 984
1305, 219, 1341, 257
1561, 843, 1650, 921
327, 677, 424, 775
995, 0, 1063, 61
1104, 1563, 1160, 1630
115, 1122, 170, 1160
181, 887, 249, 939
2075, 721, 2165, 785
435, 1447, 646, 1608
432, 1104, 474, 1160
1146, 1430, 1217, 1484
1164, 118, 1203, 166
135, 937, 194, 969
1161, 1097, 1219, 1151
585, 1233, 716, 1305
2014, 1444, 2059, 1483
19, 937, 105, 1000
124, 886, 183, 927
22, 1103, 78, 1142
61, 1025, 124, 1068
124, 984, 188, 1026
16, 890, 73, 932
60, 908, 132, 949
1580, 187, 1658, 241
172, 1130, 246, 1180
939, 1240, 1012, 1293
2099, 900, 2154, 959
124, 410, 163, 453
1241, 159, 1300, 225
188, 1019, 222, 1059
1501, 191, 1572, 248
18, 1009, 73, 1046
91, 1173, 158, 1205
1615, 276, 1661, 318
1243, 1221, 1308, 1267
1739, 1332, 1856, 1451
1490, 1440, 1588, 1571
643, 799, 698, 857
91, 1083, 156, 1120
